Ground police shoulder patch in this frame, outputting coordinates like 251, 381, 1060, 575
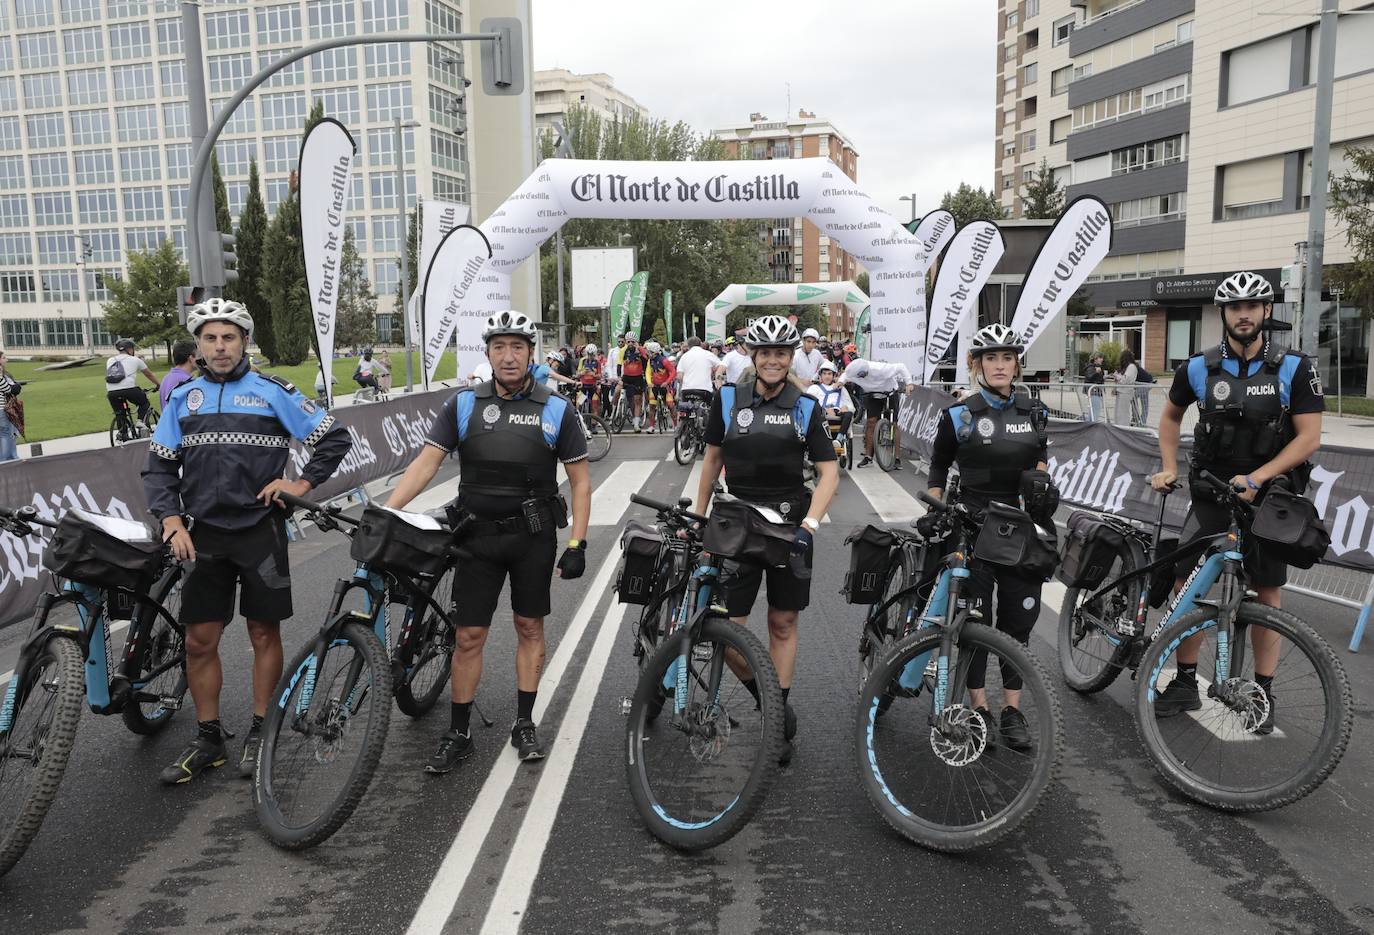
261, 372, 296, 393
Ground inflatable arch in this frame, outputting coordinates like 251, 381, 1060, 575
423, 158, 930, 383
702, 281, 869, 343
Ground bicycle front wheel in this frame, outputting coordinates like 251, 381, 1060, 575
874, 418, 896, 472
1057, 543, 1142, 693
1135, 602, 1352, 812
0, 636, 85, 878
394, 569, 455, 718
857, 620, 1063, 852
122, 567, 187, 735
255, 621, 393, 849
625, 616, 783, 851
582, 413, 612, 462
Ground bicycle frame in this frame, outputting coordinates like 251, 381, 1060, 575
658, 556, 727, 716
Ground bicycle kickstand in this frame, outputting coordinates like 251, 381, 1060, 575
472, 699, 494, 729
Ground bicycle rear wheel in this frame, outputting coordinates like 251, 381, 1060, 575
625, 616, 783, 851
1057, 542, 1142, 693
394, 569, 455, 718
858, 547, 920, 715
0, 636, 85, 878
109, 415, 125, 447
255, 621, 392, 849
874, 418, 896, 472
673, 420, 697, 466
122, 566, 187, 735
582, 413, 612, 462
857, 619, 1062, 852
610, 398, 627, 433
1135, 602, 1352, 812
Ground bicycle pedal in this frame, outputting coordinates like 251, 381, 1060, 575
158, 695, 183, 710
619, 696, 633, 716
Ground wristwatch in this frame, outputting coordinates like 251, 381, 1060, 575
567, 538, 586, 550
801, 517, 820, 533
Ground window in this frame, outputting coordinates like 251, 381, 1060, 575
0, 118, 21, 152
33, 192, 72, 226
1051, 65, 1071, 95
0, 156, 23, 189
1025, 0, 1040, 17
1073, 62, 1092, 81
29, 152, 68, 187
63, 25, 103, 63
1110, 191, 1185, 227
0, 233, 32, 264
67, 67, 106, 104
122, 186, 161, 222
263, 136, 299, 173
1006, 10, 1018, 28
0, 40, 11, 73
431, 129, 465, 173
1220, 156, 1285, 219
425, 0, 460, 34
1053, 15, 1074, 45
1176, 19, 1193, 45
1335, 11, 1374, 79
345, 174, 363, 211
370, 173, 399, 209
258, 51, 305, 86
363, 0, 407, 32
1143, 74, 1190, 110
19, 32, 60, 69
27, 112, 66, 148
115, 104, 156, 141
106, 1, 148, 18
1023, 95, 1037, 118
204, 8, 247, 49
0, 79, 14, 114
89, 315, 111, 348
366, 126, 413, 166
1223, 34, 1292, 107
365, 43, 409, 78
17, 0, 55, 29
77, 188, 117, 222
314, 86, 360, 125
111, 62, 154, 101
1050, 115, 1071, 144
108, 22, 150, 60
366, 82, 411, 122
308, 0, 353, 38
257, 4, 301, 44
208, 53, 252, 94
1110, 134, 1187, 174
119, 145, 158, 181
124, 227, 163, 254
1024, 28, 1038, 50
1022, 62, 1038, 85
311, 46, 357, 83
22, 72, 63, 109
161, 101, 187, 137
1020, 129, 1036, 153
372, 215, 401, 253
346, 217, 365, 246
167, 183, 187, 219
215, 140, 253, 177
427, 45, 463, 84
36, 232, 73, 263
1003, 75, 1016, 95
82, 229, 120, 262
0, 195, 29, 228
61, 0, 101, 23
1004, 44, 1016, 63
261, 92, 306, 131
1003, 140, 1015, 158
155, 15, 179, 54
1072, 86, 1144, 130
75, 150, 114, 184
44, 316, 85, 344
164, 142, 190, 178
159, 60, 185, 97
86, 269, 120, 301
373, 259, 398, 296
213, 97, 255, 135
3, 319, 42, 345
265, 177, 292, 212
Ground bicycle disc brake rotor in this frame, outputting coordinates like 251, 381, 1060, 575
684, 702, 731, 762
310, 698, 348, 764
1209, 677, 1269, 733
929, 704, 988, 766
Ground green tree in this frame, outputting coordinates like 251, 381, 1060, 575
1066, 286, 1095, 318
337, 227, 378, 349
855, 271, 869, 296
211, 152, 232, 234
1021, 158, 1065, 219
103, 239, 189, 357
1329, 145, 1374, 318
940, 182, 1006, 228
234, 159, 272, 359
260, 188, 312, 365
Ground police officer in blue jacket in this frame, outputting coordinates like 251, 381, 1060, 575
144, 298, 352, 785
1150, 271, 1324, 728
387, 311, 591, 774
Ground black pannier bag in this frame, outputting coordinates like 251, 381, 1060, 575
843, 524, 895, 605
702, 498, 795, 568
44, 509, 162, 589
974, 501, 1058, 581
350, 505, 452, 577
1251, 487, 1330, 569
1056, 511, 1127, 590
617, 520, 664, 604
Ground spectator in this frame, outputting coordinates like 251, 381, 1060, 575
1113, 350, 1139, 425
0, 349, 21, 462
1082, 352, 1106, 423
159, 340, 198, 409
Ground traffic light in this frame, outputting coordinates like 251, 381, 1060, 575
177, 285, 205, 325
479, 18, 524, 95
219, 232, 239, 284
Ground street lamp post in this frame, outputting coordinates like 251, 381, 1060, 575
395, 116, 420, 393
1332, 286, 1343, 416
899, 193, 917, 224
77, 235, 94, 356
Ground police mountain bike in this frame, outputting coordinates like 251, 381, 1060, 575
1058, 473, 1352, 811
254, 493, 467, 849
0, 505, 187, 878
621, 493, 785, 851
854, 488, 1063, 852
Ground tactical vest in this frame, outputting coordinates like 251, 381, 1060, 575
1191, 342, 1294, 471
455, 381, 563, 502
949, 392, 1048, 500
719, 382, 817, 502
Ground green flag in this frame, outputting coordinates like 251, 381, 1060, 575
663, 290, 673, 343
628, 271, 651, 338
608, 278, 633, 340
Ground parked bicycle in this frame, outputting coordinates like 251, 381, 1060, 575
672, 396, 708, 466
572, 405, 612, 463
871, 390, 900, 472
619, 493, 785, 851
253, 492, 468, 850
850, 485, 1063, 852
0, 505, 187, 878
1057, 473, 1352, 811
109, 397, 158, 447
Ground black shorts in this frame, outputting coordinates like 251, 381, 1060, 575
622, 374, 646, 393
453, 526, 557, 627
1176, 480, 1288, 587
722, 545, 813, 615
180, 516, 293, 625
863, 390, 899, 419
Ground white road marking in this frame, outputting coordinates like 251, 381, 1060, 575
404, 547, 623, 935
1151, 666, 1284, 741
847, 467, 923, 524
679, 460, 703, 508
588, 460, 658, 527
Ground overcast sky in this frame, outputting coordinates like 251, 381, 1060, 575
531, 1, 997, 224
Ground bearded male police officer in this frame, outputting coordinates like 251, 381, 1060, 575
387, 311, 591, 773
1150, 271, 1324, 730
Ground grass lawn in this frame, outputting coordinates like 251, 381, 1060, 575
3, 350, 456, 443
1331, 395, 1374, 418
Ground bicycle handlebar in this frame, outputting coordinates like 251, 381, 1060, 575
917, 490, 946, 512
273, 491, 360, 527
1196, 470, 1255, 514
630, 493, 709, 526
0, 505, 58, 531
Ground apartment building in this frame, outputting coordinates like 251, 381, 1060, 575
0, 0, 473, 354
711, 110, 862, 338
533, 68, 648, 141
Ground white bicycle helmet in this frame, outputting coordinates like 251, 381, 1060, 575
644, 340, 662, 354
624, 331, 637, 341
1214, 271, 1274, 306
818, 360, 838, 375
801, 327, 821, 341
745, 315, 801, 350
584, 343, 598, 355
482, 310, 537, 343
969, 322, 1024, 357
186, 297, 253, 337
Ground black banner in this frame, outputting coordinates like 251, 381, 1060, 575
898, 386, 1374, 573
0, 387, 454, 629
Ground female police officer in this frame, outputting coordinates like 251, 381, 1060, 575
924, 323, 1056, 750
694, 315, 840, 761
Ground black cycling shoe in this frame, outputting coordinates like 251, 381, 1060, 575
160, 734, 228, 785
999, 706, 1033, 752
973, 707, 996, 748
857, 456, 873, 468
238, 731, 262, 779
425, 729, 474, 774
510, 718, 545, 762
1153, 677, 1202, 718
1255, 690, 1276, 736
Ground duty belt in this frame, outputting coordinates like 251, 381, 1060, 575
466, 515, 530, 537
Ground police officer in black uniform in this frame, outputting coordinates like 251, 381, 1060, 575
1150, 271, 1324, 728
388, 311, 591, 773
695, 315, 839, 761
924, 323, 1055, 750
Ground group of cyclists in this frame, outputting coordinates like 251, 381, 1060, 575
10, 268, 1325, 832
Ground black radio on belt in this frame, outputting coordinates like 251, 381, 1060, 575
520, 495, 569, 534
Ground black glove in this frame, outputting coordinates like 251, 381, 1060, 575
557, 542, 586, 579
791, 526, 813, 558
789, 527, 813, 581
1020, 469, 1060, 524
915, 513, 943, 540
